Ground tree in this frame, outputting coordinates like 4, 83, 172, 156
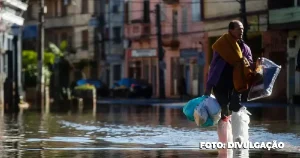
22, 50, 55, 87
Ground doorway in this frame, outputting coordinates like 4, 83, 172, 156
185, 65, 190, 95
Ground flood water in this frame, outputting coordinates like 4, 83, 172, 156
0, 102, 300, 157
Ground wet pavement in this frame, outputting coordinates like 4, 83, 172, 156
0, 102, 300, 157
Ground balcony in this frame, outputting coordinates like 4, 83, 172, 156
44, 14, 92, 28
269, 7, 300, 24
163, 0, 179, 5
162, 38, 180, 49
124, 23, 151, 41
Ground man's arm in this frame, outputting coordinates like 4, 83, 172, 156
204, 52, 218, 95
243, 44, 256, 70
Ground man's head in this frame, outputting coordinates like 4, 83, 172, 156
228, 20, 244, 40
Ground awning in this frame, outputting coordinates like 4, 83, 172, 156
22, 25, 37, 39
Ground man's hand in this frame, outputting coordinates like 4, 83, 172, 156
256, 57, 263, 68
243, 57, 250, 67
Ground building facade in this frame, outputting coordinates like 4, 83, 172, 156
124, 0, 207, 98
268, 0, 300, 103
103, 0, 125, 87
23, 0, 96, 80
0, 0, 28, 107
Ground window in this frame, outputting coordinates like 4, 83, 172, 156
143, 63, 149, 80
112, 5, 119, 13
112, 0, 120, 13
55, 0, 59, 17
61, 0, 67, 16
67, 35, 73, 50
160, 3, 165, 21
182, 6, 188, 32
81, 30, 89, 50
172, 10, 178, 36
289, 39, 296, 48
113, 27, 121, 43
81, 0, 88, 14
143, 0, 150, 23
268, 0, 294, 9
61, 32, 68, 41
192, 0, 201, 21
124, 2, 129, 23
113, 64, 121, 81
105, 27, 110, 39
193, 64, 198, 80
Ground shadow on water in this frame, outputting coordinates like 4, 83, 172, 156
0, 102, 299, 157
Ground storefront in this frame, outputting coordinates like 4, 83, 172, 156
286, 31, 300, 104
174, 49, 205, 97
125, 49, 158, 97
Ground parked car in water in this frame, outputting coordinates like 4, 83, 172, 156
111, 78, 152, 98
75, 79, 109, 97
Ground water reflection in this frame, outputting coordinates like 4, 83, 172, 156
0, 104, 298, 157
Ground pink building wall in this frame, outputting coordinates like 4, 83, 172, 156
125, 1, 207, 98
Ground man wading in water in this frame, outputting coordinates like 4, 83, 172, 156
205, 20, 261, 143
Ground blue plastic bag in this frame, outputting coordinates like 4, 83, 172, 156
201, 117, 214, 127
194, 95, 221, 127
183, 95, 208, 121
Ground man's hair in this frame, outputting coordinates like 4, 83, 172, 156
228, 20, 242, 31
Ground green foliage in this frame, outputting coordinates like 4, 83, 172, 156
22, 41, 69, 87
74, 84, 96, 90
22, 50, 55, 67
60, 40, 68, 52
22, 50, 55, 87
49, 41, 67, 57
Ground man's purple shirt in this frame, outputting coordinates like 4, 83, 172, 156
205, 42, 254, 93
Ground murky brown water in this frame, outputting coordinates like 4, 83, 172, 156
0, 103, 300, 157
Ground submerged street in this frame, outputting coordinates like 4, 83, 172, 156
0, 102, 299, 157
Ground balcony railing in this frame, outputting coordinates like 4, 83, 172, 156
44, 14, 92, 28
124, 23, 151, 40
20, 14, 92, 28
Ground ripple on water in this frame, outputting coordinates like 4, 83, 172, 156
26, 137, 94, 143
56, 120, 300, 153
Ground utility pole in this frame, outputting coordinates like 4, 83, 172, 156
240, 0, 248, 41
37, 0, 45, 107
97, 0, 106, 80
155, 4, 165, 99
